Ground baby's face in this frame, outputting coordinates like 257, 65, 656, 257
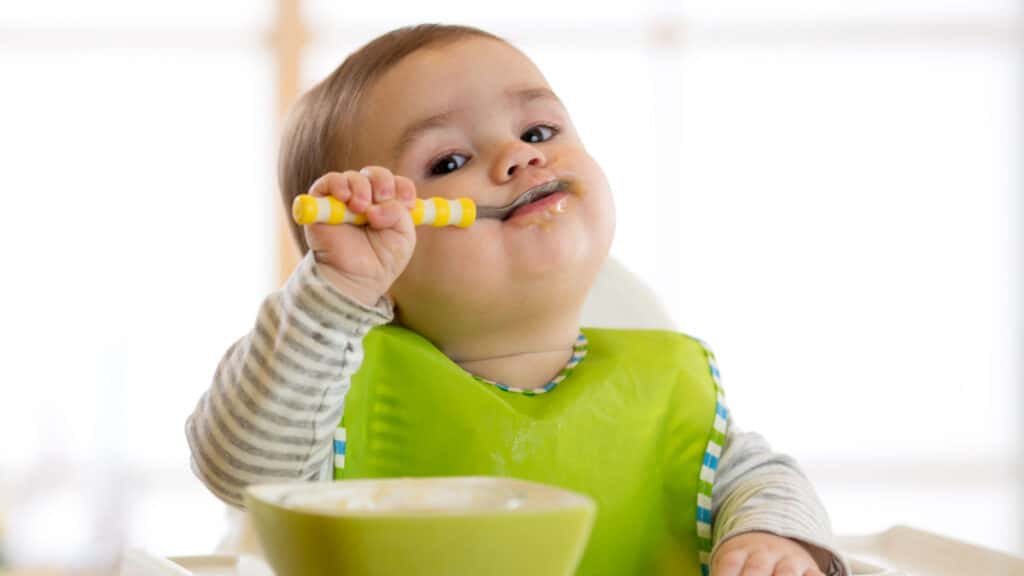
349, 37, 615, 346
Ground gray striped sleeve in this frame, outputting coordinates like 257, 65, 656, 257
186, 251, 394, 508
711, 425, 852, 576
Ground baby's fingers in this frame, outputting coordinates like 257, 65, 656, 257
359, 166, 396, 205
394, 175, 417, 209
308, 171, 371, 212
737, 551, 777, 576
711, 549, 748, 576
771, 559, 802, 576
366, 200, 413, 234
345, 171, 372, 212
770, 556, 825, 576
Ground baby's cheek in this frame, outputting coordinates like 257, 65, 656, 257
409, 228, 484, 286
435, 230, 492, 276
573, 170, 613, 221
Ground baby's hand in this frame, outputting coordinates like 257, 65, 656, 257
711, 531, 826, 576
303, 167, 417, 307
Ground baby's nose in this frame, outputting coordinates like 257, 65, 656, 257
492, 140, 546, 182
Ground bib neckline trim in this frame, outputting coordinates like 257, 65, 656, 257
469, 332, 588, 397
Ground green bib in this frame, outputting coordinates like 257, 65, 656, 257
336, 325, 727, 576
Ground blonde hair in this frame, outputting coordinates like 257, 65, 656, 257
278, 24, 503, 254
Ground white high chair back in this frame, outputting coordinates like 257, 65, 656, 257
580, 256, 676, 330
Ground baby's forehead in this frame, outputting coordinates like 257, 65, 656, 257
353, 38, 557, 154
379, 38, 547, 101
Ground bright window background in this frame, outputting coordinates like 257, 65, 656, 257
1, 0, 1020, 571
0, 1, 277, 569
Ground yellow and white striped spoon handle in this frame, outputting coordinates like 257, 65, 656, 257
292, 194, 476, 228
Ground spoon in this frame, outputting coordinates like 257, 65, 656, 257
291, 180, 568, 227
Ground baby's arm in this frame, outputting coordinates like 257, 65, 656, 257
710, 426, 851, 576
186, 167, 415, 508
184, 252, 393, 508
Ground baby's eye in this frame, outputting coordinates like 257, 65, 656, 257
521, 125, 558, 144
429, 153, 469, 176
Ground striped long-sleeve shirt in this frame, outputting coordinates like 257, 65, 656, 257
186, 252, 850, 575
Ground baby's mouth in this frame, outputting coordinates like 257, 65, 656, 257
506, 180, 574, 224
475, 180, 572, 222
513, 180, 569, 207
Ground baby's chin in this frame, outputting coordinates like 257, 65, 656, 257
392, 284, 586, 348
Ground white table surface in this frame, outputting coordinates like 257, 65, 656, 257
121, 525, 1024, 576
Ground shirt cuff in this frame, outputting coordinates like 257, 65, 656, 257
285, 251, 395, 332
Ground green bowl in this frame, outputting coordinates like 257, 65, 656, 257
245, 476, 596, 576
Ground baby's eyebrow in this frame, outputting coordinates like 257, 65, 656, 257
392, 108, 460, 164
390, 86, 562, 163
508, 86, 561, 106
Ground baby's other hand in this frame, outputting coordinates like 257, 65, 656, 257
711, 531, 826, 576
304, 167, 418, 307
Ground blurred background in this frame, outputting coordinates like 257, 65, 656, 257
0, 0, 1020, 573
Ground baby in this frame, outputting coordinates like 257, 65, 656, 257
187, 24, 849, 576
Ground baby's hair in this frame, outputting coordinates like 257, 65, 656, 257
278, 24, 503, 254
